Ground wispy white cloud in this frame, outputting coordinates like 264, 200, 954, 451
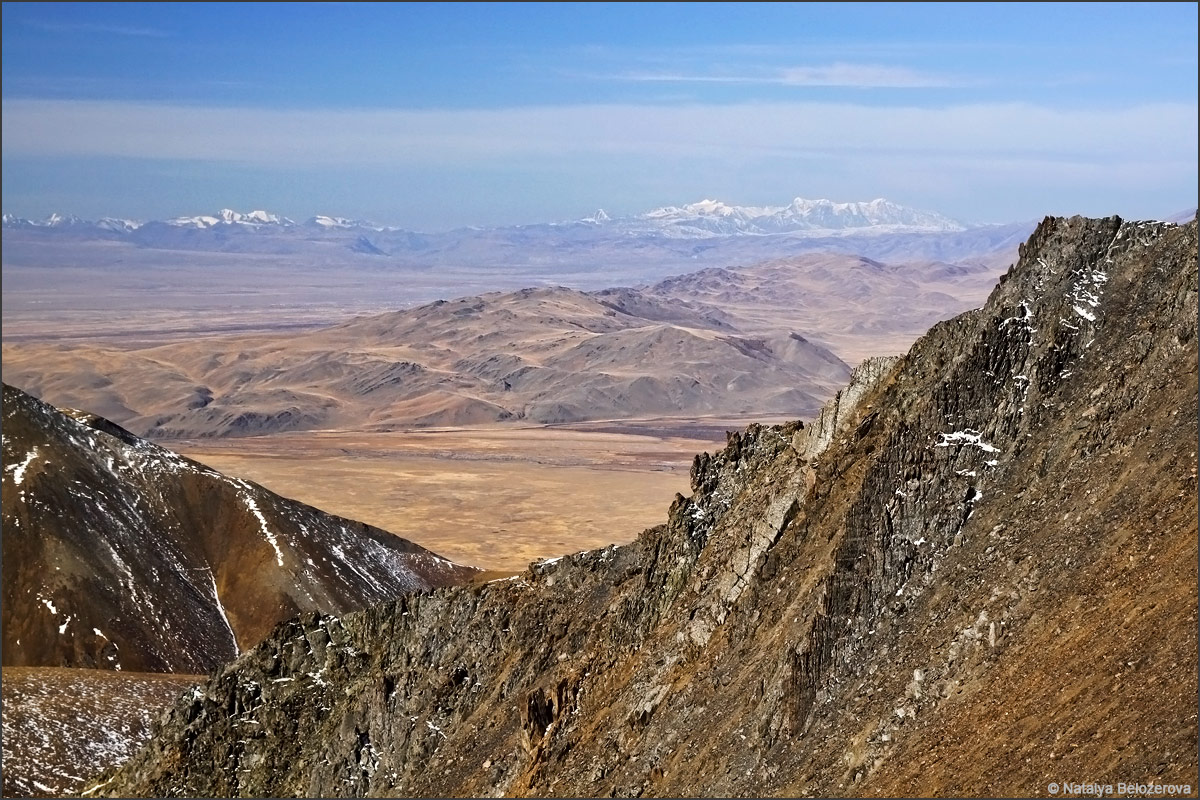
24, 20, 169, 38
622, 63, 963, 89
3, 98, 1194, 170
780, 63, 958, 88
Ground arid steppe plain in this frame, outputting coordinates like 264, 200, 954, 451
176, 421, 746, 573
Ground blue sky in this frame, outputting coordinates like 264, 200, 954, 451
2, 2, 1196, 229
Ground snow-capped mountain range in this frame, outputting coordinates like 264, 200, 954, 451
167, 208, 295, 228
622, 197, 965, 237
2, 208, 377, 231
3, 197, 1041, 275
2, 197, 963, 238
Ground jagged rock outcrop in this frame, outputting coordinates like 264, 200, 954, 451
791, 354, 900, 459
2, 385, 479, 674
93, 216, 1197, 797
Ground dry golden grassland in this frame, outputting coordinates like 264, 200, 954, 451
178, 421, 752, 573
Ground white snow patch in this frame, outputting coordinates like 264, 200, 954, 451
58, 615, 72, 635
326, 529, 411, 597
205, 568, 239, 654
8, 447, 39, 484
238, 481, 284, 567
81, 776, 116, 796
998, 302, 1036, 332
41, 597, 58, 615
935, 430, 1000, 454
1072, 305, 1096, 322
105, 542, 134, 582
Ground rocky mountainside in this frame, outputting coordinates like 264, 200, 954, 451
92, 214, 1198, 797
1, 384, 479, 673
2, 286, 851, 439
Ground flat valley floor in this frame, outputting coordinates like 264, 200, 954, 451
174, 419, 765, 573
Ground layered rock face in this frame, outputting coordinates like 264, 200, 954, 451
95, 216, 1197, 796
2, 385, 479, 674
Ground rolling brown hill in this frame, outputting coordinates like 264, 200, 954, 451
91, 215, 1197, 797
1, 383, 479, 674
1, 285, 851, 440
627, 251, 1005, 362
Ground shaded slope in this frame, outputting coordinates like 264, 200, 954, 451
1, 384, 479, 674
94, 215, 1197, 796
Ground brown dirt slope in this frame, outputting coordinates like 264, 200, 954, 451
93, 216, 1196, 798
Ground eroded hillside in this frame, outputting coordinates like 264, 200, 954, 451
1, 285, 850, 439
93, 216, 1197, 797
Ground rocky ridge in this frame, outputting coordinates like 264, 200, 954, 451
94, 215, 1197, 797
2, 385, 479, 674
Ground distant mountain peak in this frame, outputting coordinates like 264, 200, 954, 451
2, 212, 88, 228
632, 196, 964, 237
350, 234, 388, 255
168, 208, 295, 228
306, 214, 381, 230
